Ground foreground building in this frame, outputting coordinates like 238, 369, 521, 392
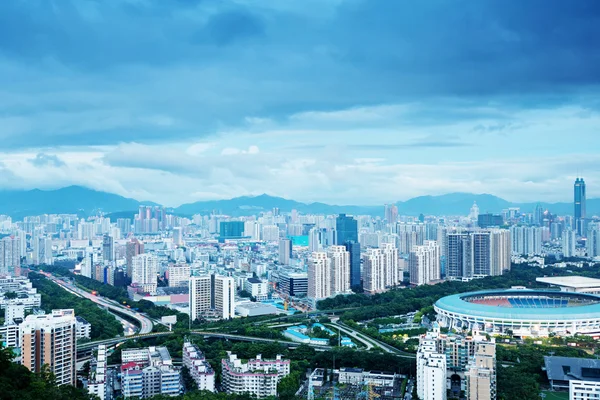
189, 274, 235, 320
20, 309, 77, 386
121, 346, 180, 398
86, 345, 109, 400
221, 352, 290, 398
182, 341, 215, 392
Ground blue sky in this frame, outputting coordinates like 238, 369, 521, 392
0, 0, 599, 206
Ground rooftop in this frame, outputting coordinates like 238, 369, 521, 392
545, 356, 600, 382
536, 276, 600, 289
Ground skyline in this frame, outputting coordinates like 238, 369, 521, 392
1, 1, 599, 205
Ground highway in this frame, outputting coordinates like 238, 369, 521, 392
42, 273, 154, 334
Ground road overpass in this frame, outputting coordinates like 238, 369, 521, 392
42, 273, 154, 334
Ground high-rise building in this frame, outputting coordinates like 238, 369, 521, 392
86, 345, 108, 400
125, 239, 144, 278
509, 226, 543, 255
308, 252, 331, 301
0, 236, 20, 275
409, 241, 440, 286
131, 253, 159, 294
382, 242, 400, 287
465, 342, 497, 400
308, 227, 320, 252
336, 214, 358, 245
471, 232, 491, 277
417, 332, 447, 400
261, 225, 280, 241
477, 214, 504, 228
363, 248, 385, 294
329, 245, 350, 294
345, 241, 361, 289
189, 275, 235, 320
489, 229, 511, 276
278, 238, 292, 265
587, 224, 600, 258
384, 204, 398, 225
219, 221, 245, 239
172, 227, 183, 246
167, 264, 190, 287
221, 352, 290, 398
277, 272, 308, 297
102, 234, 114, 262
20, 309, 77, 386
447, 233, 471, 280
574, 178, 586, 236
562, 229, 577, 258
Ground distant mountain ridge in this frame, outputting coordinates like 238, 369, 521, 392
0, 185, 593, 218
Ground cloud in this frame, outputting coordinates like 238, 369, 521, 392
28, 153, 66, 167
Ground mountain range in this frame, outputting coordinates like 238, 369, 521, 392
0, 185, 593, 219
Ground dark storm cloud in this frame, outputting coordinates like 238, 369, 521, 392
0, 0, 598, 149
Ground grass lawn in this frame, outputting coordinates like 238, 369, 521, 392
541, 391, 569, 400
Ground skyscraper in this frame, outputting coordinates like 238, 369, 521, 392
575, 177, 586, 236
278, 238, 292, 265
131, 253, 158, 294
345, 241, 361, 288
20, 309, 77, 386
329, 245, 350, 294
335, 214, 358, 245
308, 252, 331, 301
409, 241, 440, 286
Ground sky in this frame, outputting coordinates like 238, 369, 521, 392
0, 0, 599, 206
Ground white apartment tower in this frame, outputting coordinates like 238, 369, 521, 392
417, 334, 447, 400
308, 252, 331, 300
382, 242, 400, 287
0, 236, 20, 275
329, 245, 350, 294
131, 253, 159, 294
363, 248, 385, 294
409, 241, 441, 286
189, 275, 235, 320
20, 309, 77, 386
563, 228, 577, 258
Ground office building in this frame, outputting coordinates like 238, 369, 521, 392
121, 346, 180, 398
189, 275, 235, 320
277, 272, 308, 297
102, 234, 114, 262
570, 380, 600, 400
0, 236, 20, 275
20, 309, 77, 386
575, 178, 586, 236
363, 248, 385, 294
477, 214, 503, 228
345, 241, 361, 288
221, 352, 290, 398
329, 245, 350, 294
244, 278, 269, 300
219, 221, 245, 239
417, 332, 447, 400
167, 264, 190, 288
563, 229, 577, 257
278, 238, 292, 265
336, 214, 358, 245
183, 341, 215, 392
465, 342, 497, 400
308, 252, 331, 301
409, 241, 440, 286
172, 227, 183, 246
131, 253, 159, 294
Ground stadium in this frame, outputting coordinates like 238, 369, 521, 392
434, 289, 600, 337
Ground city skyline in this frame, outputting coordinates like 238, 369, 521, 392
0, 1, 599, 205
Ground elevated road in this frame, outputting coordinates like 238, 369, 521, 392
42, 273, 154, 334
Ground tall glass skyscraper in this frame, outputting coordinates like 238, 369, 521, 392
336, 214, 361, 288
574, 178, 586, 236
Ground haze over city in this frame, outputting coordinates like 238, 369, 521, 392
0, 1, 599, 205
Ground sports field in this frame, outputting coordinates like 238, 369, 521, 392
541, 390, 569, 400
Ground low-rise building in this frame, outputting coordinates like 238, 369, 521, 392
76, 316, 92, 340
121, 346, 180, 398
182, 341, 215, 392
221, 352, 290, 398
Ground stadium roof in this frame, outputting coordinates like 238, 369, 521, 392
434, 289, 600, 321
536, 276, 600, 289
544, 356, 600, 382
